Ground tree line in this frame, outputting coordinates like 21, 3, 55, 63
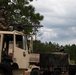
33, 40, 76, 61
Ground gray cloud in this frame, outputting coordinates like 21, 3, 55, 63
31, 0, 76, 45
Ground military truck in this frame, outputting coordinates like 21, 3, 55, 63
0, 30, 40, 75
0, 30, 76, 75
29, 52, 69, 75
39, 52, 69, 75
30, 52, 76, 75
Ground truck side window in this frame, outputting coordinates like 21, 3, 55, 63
16, 35, 25, 49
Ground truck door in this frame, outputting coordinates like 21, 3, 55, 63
13, 34, 29, 69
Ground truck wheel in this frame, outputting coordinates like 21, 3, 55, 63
30, 69, 40, 75
0, 63, 13, 75
53, 69, 61, 75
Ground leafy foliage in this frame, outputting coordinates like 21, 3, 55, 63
33, 40, 60, 53
0, 0, 44, 34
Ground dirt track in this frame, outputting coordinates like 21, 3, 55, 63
62, 72, 69, 75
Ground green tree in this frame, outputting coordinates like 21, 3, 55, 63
33, 40, 61, 53
0, 0, 44, 34
65, 44, 76, 61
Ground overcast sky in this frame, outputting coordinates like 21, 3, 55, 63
30, 0, 76, 45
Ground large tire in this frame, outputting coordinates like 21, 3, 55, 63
12, 63, 19, 70
0, 63, 13, 75
30, 69, 40, 75
53, 69, 61, 75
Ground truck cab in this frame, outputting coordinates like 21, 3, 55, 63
0, 30, 30, 75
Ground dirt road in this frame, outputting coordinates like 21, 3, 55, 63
62, 72, 69, 75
